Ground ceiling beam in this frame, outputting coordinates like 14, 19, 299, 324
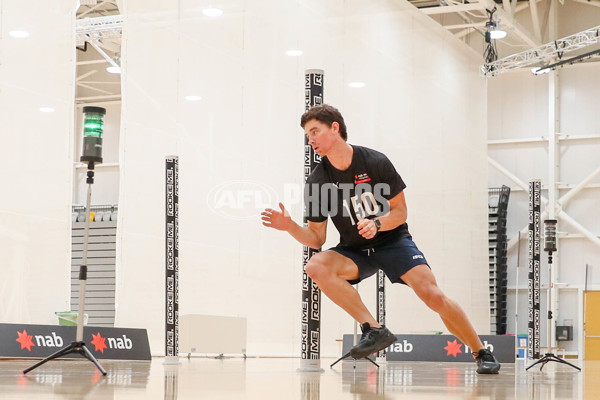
476, 0, 541, 47
76, 94, 121, 101
421, 3, 488, 14
76, 70, 98, 82
96, 39, 121, 53
76, 82, 114, 95
529, 0, 543, 42
445, 22, 487, 30
77, 1, 109, 18
89, 41, 119, 68
77, 59, 108, 66
502, 0, 514, 17
571, 0, 600, 6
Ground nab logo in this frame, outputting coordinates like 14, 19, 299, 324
16, 330, 35, 351
387, 340, 413, 353
90, 332, 133, 353
444, 339, 494, 357
444, 339, 463, 357
464, 341, 494, 354
16, 330, 64, 351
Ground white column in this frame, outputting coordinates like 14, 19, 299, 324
547, 0, 559, 350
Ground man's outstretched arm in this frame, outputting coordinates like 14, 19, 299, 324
261, 202, 327, 249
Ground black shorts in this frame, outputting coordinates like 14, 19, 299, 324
329, 234, 429, 285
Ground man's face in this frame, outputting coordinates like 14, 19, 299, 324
304, 119, 340, 156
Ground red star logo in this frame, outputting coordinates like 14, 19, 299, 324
444, 339, 463, 358
16, 330, 35, 351
90, 332, 108, 353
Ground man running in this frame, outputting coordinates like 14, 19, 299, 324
262, 104, 500, 374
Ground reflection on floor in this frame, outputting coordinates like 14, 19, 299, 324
0, 357, 596, 399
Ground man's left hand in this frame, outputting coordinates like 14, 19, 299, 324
357, 219, 378, 240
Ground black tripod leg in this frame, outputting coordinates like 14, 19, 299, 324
526, 354, 581, 372
80, 344, 107, 376
365, 357, 380, 368
548, 355, 581, 371
331, 352, 381, 369
23, 343, 77, 374
330, 351, 352, 368
525, 357, 547, 371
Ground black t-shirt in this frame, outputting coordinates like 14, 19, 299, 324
305, 145, 409, 249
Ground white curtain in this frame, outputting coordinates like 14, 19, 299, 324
0, 1, 76, 324
117, 0, 489, 356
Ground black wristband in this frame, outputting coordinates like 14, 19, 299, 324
373, 217, 382, 231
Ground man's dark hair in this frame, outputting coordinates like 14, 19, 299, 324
300, 104, 348, 141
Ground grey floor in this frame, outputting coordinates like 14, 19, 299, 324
0, 357, 596, 399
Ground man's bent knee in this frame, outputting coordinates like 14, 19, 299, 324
421, 287, 447, 312
305, 258, 327, 281
305, 251, 359, 283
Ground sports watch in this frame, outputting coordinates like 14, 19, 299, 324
373, 217, 382, 231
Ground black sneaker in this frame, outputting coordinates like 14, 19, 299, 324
475, 348, 501, 374
349, 323, 397, 359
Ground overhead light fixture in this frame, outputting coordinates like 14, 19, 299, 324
202, 7, 223, 17
106, 56, 121, 74
185, 95, 202, 101
531, 66, 550, 75
9, 30, 29, 38
348, 82, 366, 88
487, 21, 507, 40
285, 50, 303, 57
485, 7, 506, 41
39, 107, 55, 113
483, 7, 502, 64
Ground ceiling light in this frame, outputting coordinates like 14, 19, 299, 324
9, 30, 29, 38
106, 66, 121, 74
489, 27, 507, 40
285, 50, 303, 57
531, 66, 550, 75
202, 7, 223, 17
185, 95, 202, 101
348, 82, 366, 88
485, 9, 506, 41
40, 107, 55, 113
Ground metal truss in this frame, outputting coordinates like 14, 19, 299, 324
76, 15, 123, 45
482, 25, 600, 76
75, 15, 122, 103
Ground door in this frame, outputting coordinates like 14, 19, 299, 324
584, 291, 600, 360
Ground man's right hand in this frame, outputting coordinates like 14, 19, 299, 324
261, 203, 291, 231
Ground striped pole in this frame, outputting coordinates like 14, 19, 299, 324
376, 270, 386, 359
527, 179, 541, 360
299, 69, 324, 372
165, 156, 180, 364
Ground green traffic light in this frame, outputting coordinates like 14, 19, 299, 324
81, 106, 106, 164
83, 107, 105, 138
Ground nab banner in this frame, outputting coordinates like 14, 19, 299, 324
0, 323, 151, 361
342, 334, 515, 363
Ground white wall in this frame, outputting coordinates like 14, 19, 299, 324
488, 62, 600, 355
0, 1, 76, 324
116, 0, 489, 356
